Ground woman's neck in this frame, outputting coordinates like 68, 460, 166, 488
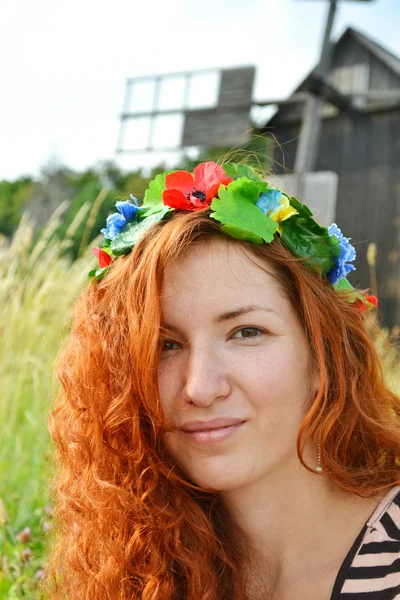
220, 452, 386, 596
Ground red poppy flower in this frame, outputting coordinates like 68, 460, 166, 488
92, 247, 112, 268
162, 162, 232, 210
355, 295, 378, 313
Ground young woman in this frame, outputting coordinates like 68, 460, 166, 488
46, 162, 400, 600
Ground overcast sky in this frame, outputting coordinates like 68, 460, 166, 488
2, 0, 399, 180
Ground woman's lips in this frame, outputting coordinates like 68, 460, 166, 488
180, 421, 246, 444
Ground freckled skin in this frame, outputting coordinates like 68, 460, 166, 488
158, 240, 317, 493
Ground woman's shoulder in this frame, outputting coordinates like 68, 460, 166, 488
332, 486, 400, 599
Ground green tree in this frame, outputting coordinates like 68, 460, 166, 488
0, 177, 36, 236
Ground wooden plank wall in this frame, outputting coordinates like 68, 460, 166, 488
268, 109, 400, 327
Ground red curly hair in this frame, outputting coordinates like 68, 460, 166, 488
45, 209, 400, 600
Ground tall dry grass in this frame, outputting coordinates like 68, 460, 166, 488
0, 200, 101, 598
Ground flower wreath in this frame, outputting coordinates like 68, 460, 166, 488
90, 161, 377, 312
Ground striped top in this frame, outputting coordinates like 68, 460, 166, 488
330, 486, 400, 599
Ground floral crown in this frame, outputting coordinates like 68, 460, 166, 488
90, 161, 377, 312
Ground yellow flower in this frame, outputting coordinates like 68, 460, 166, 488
269, 194, 298, 234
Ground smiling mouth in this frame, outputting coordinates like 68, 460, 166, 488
195, 426, 231, 432
180, 422, 246, 444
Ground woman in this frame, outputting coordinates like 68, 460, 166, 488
46, 162, 400, 599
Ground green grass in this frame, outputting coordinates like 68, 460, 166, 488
0, 204, 97, 598
0, 206, 399, 598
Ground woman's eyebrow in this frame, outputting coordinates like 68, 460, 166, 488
214, 305, 279, 323
162, 305, 280, 333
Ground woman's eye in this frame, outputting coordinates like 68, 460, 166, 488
231, 327, 264, 340
162, 339, 181, 352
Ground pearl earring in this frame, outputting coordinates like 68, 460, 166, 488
315, 431, 323, 473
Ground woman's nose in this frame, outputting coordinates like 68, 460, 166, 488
182, 347, 231, 405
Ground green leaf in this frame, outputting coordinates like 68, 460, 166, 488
110, 207, 171, 256
223, 163, 264, 182
328, 233, 341, 258
142, 170, 177, 214
143, 173, 166, 206
88, 267, 110, 281
332, 278, 360, 303
288, 196, 313, 219
91, 267, 109, 281
141, 172, 180, 217
280, 217, 338, 276
141, 204, 166, 218
220, 178, 269, 205
210, 192, 277, 244
219, 223, 264, 243
333, 278, 354, 293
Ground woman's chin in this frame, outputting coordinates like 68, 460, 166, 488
183, 464, 254, 493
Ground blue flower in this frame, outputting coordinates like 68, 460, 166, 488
327, 223, 356, 284
101, 213, 127, 240
116, 197, 139, 221
256, 190, 282, 217
101, 197, 140, 240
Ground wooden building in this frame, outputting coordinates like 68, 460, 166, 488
261, 27, 400, 327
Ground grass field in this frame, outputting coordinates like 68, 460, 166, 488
0, 204, 96, 598
0, 207, 399, 599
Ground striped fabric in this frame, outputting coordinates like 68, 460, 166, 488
331, 486, 400, 599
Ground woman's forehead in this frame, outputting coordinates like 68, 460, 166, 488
160, 240, 288, 318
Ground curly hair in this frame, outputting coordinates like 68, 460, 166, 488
44, 209, 400, 600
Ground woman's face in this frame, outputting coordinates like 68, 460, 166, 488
158, 239, 317, 492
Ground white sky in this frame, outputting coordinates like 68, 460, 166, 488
2, 0, 399, 180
